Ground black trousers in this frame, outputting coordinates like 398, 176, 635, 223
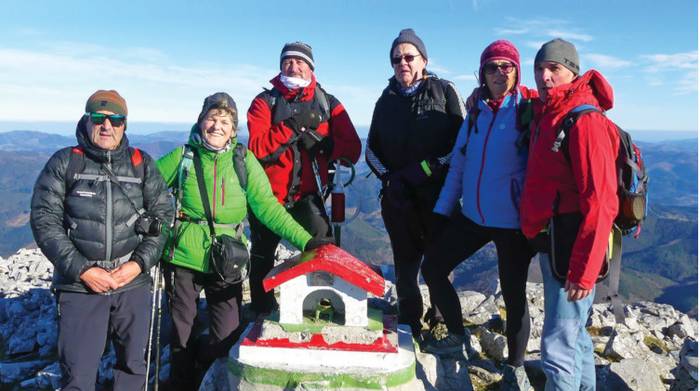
57, 286, 150, 391
380, 194, 444, 336
248, 193, 331, 314
165, 265, 242, 391
421, 214, 534, 366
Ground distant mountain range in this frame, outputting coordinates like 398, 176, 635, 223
0, 130, 696, 315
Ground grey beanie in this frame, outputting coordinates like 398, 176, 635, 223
198, 92, 238, 130
535, 38, 580, 75
390, 28, 428, 63
280, 41, 315, 70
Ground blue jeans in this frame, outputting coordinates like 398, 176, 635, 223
540, 254, 596, 391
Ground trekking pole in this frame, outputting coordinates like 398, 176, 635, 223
153, 268, 164, 391
144, 263, 160, 390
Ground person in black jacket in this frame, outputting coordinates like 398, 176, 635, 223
366, 29, 465, 339
30, 90, 174, 391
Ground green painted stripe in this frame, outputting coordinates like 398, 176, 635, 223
228, 358, 415, 389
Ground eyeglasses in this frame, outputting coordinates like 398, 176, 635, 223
87, 112, 126, 127
484, 63, 515, 75
391, 54, 421, 65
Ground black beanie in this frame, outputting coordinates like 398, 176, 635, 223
535, 38, 580, 75
390, 28, 428, 63
280, 41, 315, 70
197, 92, 238, 130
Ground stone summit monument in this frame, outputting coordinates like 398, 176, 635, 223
224, 244, 418, 390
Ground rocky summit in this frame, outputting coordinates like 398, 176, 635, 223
0, 248, 697, 391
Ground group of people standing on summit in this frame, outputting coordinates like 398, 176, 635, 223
29, 26, 621, 391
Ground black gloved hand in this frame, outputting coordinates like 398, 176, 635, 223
304, 236, 335, 251
299, 130, 324, 152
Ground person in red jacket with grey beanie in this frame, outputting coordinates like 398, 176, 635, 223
246, 41, 361, 316
520, 38, 619, 390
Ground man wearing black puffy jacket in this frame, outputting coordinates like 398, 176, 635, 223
30, 90, 173, 391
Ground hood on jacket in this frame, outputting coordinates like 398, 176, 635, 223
271, 73, 319, 102
544, 69, 614, 111
75, 115, 130, 163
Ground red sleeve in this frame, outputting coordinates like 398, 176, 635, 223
327, 102, 361, 164
566, 113, 620, 289
246, 96, 295, 160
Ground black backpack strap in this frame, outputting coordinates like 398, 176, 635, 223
65, 146, 86, 191
191, 149, 217, 239
232, 143, 248, 191
552, 104, 600, 163
314, 86, 330, 121
607, 227, 625, 323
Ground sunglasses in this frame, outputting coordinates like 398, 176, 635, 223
484, 63, 515, 75
88, 112, 126, 127
391, 54, 421, 65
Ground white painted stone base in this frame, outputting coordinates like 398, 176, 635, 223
232, 324, 416, 377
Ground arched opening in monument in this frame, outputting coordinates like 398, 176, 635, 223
302, 289, 346, 325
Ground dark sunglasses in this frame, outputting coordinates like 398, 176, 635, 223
391, 54, 421, 65
484, 63, 515, 75
88, 112, 126, 127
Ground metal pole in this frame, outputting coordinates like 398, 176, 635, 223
144, 263, 160, 390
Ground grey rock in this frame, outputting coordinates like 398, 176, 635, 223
415, 350, 439, 387
680, 339, 698, 381
478, 327, 508, 362
603, 330, 652, 361
668, 316, 698, 340
458, 291, 487, 314
607, 358, 665, 391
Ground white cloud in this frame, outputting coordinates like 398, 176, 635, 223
640, 51, 698, 94
454, 74, 477, 81
585, 53, 632, 69
545, 30, 593, 42
493, 18, 594, 47
494, 27, 531, 35
426, 58, 453, 76
0, 42, 381, 125
525, 41, 546, 50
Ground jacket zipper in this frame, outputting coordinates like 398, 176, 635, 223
105, 151, 113, 263
212, 156, 217, 219
475, 112, 499, 224
221, 177, 225, 207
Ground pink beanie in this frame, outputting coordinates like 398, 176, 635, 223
479, 40, 521, 87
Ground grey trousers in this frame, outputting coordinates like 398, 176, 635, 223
57, 285, 150, 391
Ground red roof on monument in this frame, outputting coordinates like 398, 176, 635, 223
262, 244, 385, 297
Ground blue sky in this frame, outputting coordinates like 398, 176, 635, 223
0, 0, 697, 136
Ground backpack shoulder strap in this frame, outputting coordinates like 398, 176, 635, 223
232, 143, 248, 191
314, 86, 330, 120
552, 104, 601, 161
128, 147, 146, 184
65, 146, 86, 191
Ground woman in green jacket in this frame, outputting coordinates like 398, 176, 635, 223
157, 92, 327, 390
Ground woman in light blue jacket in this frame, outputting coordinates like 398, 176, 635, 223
421, 40, 537, 391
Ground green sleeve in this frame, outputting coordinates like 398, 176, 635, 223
244, 152, 312, 250
156, 146, 185, 188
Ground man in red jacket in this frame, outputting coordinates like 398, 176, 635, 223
520, 38, 619, 390
247, 41, 361, 315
